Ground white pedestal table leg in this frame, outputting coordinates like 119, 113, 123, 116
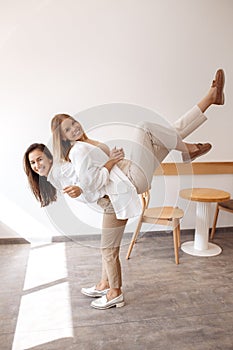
181, 201, 222, 257
194, 202, 210, 250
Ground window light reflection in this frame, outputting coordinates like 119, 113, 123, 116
24, 243, 68, 290
13, 243, 73, 349
12, 282, 73, 350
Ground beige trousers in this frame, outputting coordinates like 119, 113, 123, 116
101, 105, 207, 288
101, 207, 127, 288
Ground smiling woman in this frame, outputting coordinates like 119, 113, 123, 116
28, 148, 52, 177
51, 114, 88, 162
23, 143, 57, 207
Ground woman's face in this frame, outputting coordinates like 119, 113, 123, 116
61, 118, 84, 142
28, 149, 52, 177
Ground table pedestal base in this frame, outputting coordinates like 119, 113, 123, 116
181, 241, 222, 257
179, 188, 230, 258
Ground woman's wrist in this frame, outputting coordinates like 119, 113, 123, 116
104, 159, 117, 172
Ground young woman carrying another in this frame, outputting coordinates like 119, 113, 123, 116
25, 69, 225, 309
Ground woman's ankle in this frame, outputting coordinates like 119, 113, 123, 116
96, 280, 110, 290
198, 87, 217, 113
107, 288, 122, 300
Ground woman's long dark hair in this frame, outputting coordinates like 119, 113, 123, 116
23, 143, 57, 207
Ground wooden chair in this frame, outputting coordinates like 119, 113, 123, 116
210, 199, 233, 239
126, 190, 184, 264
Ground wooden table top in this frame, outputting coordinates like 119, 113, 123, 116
179, 188, 230, 203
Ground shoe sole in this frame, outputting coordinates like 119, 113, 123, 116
91, 301, 125, 310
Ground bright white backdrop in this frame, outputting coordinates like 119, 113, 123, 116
0, 0, 232, 241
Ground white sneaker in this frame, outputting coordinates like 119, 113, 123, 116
91, 294, 125, 309
81, 285, 109, 298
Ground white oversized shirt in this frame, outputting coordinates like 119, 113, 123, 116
47, 161, 93, 203
69, 141, 142, 219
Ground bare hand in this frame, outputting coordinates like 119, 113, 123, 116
109, 147, 125, 162
63, 186, 83, 198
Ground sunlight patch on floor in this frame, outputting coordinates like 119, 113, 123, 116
12, 282, 73, 350
24, 243, 68, 290
12, 243, 73, 349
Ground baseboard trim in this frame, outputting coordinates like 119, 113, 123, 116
52, 226, 233, 241
0, 237, 30, 244
0, 226, 232, 244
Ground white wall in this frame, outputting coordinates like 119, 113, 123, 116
0, 0, 233, 241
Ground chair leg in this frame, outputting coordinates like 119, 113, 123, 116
177, 223, 181, 248
126, 219, 143, 260
172, 220, 180, 265
210, 205, 220, 240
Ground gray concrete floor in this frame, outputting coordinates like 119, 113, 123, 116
1, 230, 233, 350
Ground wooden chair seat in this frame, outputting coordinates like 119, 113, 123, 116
126, 191, 184, 264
